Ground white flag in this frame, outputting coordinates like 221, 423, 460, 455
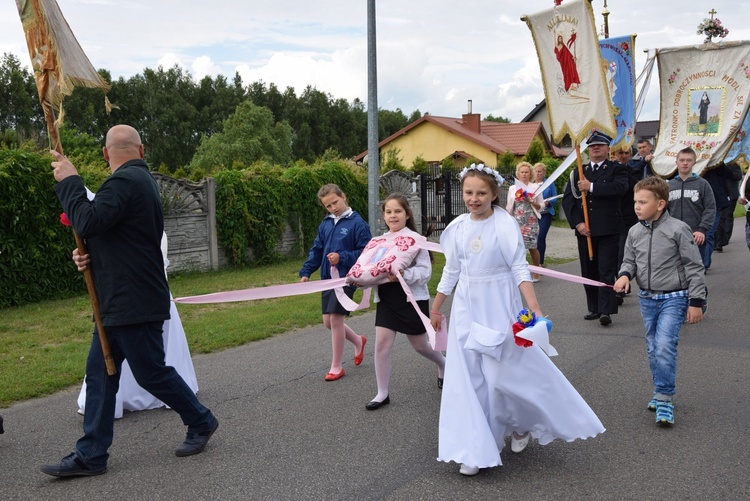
524, 0, 616, 145
652, 41, 750, 176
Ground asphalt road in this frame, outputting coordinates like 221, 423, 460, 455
1, 220, 748, 500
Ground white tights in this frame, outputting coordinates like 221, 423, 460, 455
372, 326, 446, 402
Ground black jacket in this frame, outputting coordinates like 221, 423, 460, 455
55, 159, 170, 327
562, 159, 630, 237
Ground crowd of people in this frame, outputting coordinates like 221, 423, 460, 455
4, 124, 745, 481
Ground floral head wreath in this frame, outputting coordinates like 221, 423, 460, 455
458, 163, 505, 186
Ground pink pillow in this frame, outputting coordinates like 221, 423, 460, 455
346, 231, 425, 287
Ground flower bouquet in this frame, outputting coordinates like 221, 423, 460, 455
512, 309, 556, 357
512, 309, 537, 348
697, 17, 729, 43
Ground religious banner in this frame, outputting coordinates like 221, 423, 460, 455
723, 107, 750, 169
524, 0, 616, 145
652, 41, 750, 175
16, 0, 110, 132
599, 35, 636, 152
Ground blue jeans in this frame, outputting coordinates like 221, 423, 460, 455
639, 294, 688, 400
537, 212, 553, 264
76, 322, 214, 467
702, 211, 722, 268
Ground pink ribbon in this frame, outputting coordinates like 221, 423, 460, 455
173, 245, 611, 305
173, 277, 350, 304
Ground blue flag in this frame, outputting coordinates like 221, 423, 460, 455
724, 109, 750, 167
599, 35, 636, 151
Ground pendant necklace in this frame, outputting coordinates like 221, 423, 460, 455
468, 216, 490, 254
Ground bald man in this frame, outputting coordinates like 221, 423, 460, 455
42, 125, 218, 477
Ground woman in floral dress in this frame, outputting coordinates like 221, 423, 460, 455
506, 161, 545, 281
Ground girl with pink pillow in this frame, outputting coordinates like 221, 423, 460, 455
364, 193, 446, 410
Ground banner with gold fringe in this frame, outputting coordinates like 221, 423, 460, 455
524, 0, 616, 145
652, 41, 750, 176
15, 0, 110, 135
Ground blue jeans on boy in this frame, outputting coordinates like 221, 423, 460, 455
702, 211, 722, 269
76, 322, 214, 467
638, 293, 688, 401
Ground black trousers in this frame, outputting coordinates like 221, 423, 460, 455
576, 233, 619, 315
716, 201, 737, 247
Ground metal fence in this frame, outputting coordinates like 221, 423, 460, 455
419, 171, 514, 236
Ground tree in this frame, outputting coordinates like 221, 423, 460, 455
60, 68, 114, 141
524, 139, 546, 165
484, 114, 511, 123
497, 149, 516, 168
0, 53, 43, 144
188, 100, 293, 174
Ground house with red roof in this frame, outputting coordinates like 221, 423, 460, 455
353, 108, 564, 169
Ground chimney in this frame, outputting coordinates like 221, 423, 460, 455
462, 100, 481, 134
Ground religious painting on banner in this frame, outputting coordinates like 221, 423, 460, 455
599, 35, 636, 153
652, 41, 750, 176
524, 0, 616, 145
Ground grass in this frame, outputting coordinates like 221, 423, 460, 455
0, 254, 446, 408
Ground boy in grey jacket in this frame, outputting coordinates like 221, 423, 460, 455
667, 147, 716, 268
615, 176, 706, 426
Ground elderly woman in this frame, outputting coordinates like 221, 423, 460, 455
506, 161, 545, 281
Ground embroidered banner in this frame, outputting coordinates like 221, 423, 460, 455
524, 0, 616, 144
599, 35, 637, 152
652, 41, 750, 175
16, 0, 110, 125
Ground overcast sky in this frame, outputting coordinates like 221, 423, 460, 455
1, 1, 748, 123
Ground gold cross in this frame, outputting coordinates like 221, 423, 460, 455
709, 9, 717, 19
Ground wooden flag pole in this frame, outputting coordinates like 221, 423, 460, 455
574, 144, 594, 260
40, 103, 116, 376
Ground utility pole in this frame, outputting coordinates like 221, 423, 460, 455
367, 0, 379, 234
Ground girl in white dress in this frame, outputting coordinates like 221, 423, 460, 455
77, 233, 199, 419
430, 164, 604, 476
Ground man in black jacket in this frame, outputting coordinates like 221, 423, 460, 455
41, 125, 218, 478
563, 130, 630, 326
716, 162, 743, 250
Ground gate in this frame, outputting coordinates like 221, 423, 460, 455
419, 172, 512, 237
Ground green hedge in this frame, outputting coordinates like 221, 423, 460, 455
216, 159, 369, 266
0, 149, 86, 307
1, 148, 370, 306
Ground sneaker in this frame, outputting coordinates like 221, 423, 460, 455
647, 397, 658, 411
511, 432, 531, 453
655, 400, 674, 425
459, 464, 480, 476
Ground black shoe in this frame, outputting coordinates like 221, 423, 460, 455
437, 378, 444, 389
715, 246, 723, 252
616, 295, 624, 305
599, 314, 612, 326
40, 453, 107, 477
365, 396, 390, 410
0, 415, 3, 434
584, 312, 601, 320
175, 417, 219, 457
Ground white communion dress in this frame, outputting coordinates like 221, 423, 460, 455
77, 234, 199, 419
436, 207, 604, 469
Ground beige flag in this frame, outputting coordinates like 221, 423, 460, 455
652, 40, 750, 176
16, 0, 110, 132
524, 0, 616, 145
